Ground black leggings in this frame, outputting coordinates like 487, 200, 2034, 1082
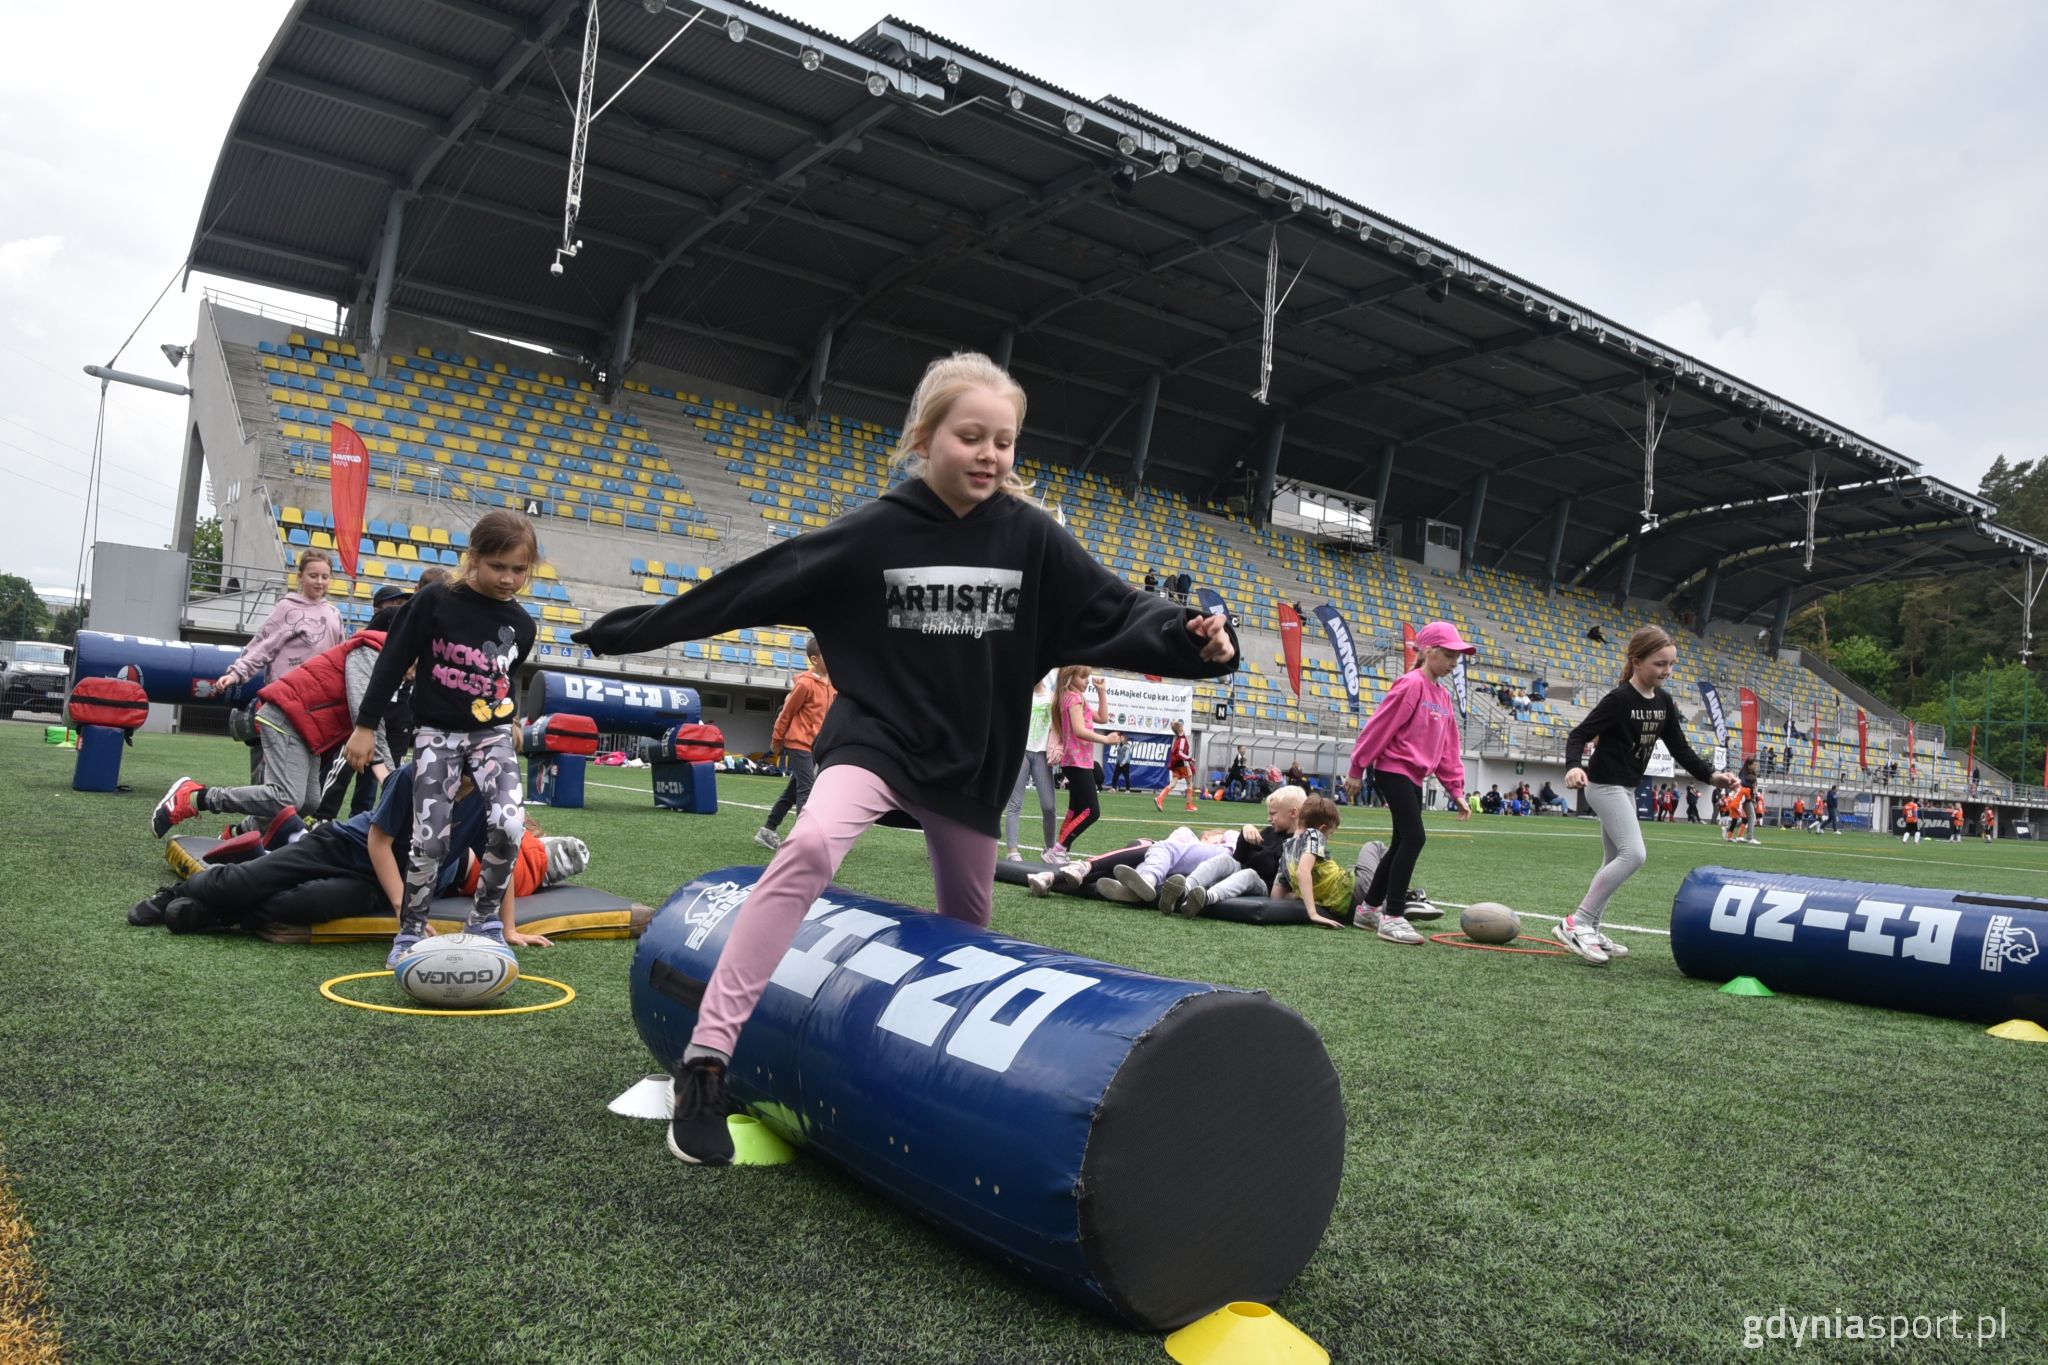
1363, 769, 1426, 913
1058, 765, 1102, 850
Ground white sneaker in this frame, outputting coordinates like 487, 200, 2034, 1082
1593, 930, 1629, 959
1027, 871, 1055, 897
1042, 845, 1068, 865
1113, 866, 1159, 903
1745, 837, 1762, 845
1005, 849, 1024, 863
1054, 862, 1088, 889
1553, 914, 1611, 965
753, 827, 781, 850
1375, 913, 1426, 945
1094, 877, 1139, 904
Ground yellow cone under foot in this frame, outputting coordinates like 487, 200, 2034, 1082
1165, 1302, 1327, 1365
727, 1113, 796, 1166
1986, 1018, 2048, 1043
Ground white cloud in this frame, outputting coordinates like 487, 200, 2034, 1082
0, 235, 62, 291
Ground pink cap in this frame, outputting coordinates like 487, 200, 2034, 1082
1413, 620, 1476, 655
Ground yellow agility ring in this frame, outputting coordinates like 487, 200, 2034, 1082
319, 970, 576, 1017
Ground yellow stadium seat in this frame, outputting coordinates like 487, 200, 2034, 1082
280, 506, 303, 525
398, 544, 418, 561
429, 527, 451, 546
310, 531, 334, 551
408, 524, 429, 542
642, 577, 660, 594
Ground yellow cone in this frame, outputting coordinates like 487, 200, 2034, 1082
1165, 1302, 1328, 1365
727, 1113, 796, 1166
1986, 1019, 2048, 1043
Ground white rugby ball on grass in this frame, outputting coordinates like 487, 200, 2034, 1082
393, 933, 518, 1006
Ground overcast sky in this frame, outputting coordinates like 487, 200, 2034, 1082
3, 0, 2043, 600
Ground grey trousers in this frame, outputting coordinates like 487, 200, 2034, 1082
1004, 750, 1058, 852
1575, 783, 1648, 926
206, 717, 321, 823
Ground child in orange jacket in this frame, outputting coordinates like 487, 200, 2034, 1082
756, 637, 835, 850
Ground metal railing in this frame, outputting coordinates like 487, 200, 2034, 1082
202, 287, 341, 339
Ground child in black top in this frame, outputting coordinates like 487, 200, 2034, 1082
1557, 625, 1734, 964
574, 351, 1236, 1165
345, 510, 538, 966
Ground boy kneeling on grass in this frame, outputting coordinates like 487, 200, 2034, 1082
129, 762, 577, 943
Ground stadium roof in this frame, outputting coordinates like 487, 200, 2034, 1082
187, 0, 2048, 623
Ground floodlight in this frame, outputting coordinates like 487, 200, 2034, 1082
944, 61, 962, 84
1256, 179, 1275, 199
799, 47, 822, 71
642, 0, 665, 12
1328, 207, 1343, 227
160, 343, 188, 368
1221, 163, 1241, 184
1160, 150, 1181, 173
725, 18, 746, 42
1183, 148, 1204, 170
866, 72, 888, 96
1288, 191, 1305, 211
1117, 132, 1138, 155
1064, 110, 1085, 134
1008, 87, 1026, 110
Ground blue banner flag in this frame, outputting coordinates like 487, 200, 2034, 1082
1313, 605, 1362, 714
1698, 679, 1730, 750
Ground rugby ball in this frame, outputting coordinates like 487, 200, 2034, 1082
393, 933, 518, 1006
1459, 902, 1522, 945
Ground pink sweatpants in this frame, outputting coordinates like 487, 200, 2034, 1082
692, 763, 997, 1055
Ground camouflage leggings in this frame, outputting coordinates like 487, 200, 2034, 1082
401, 724, 524, 935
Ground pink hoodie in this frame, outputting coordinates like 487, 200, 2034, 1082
1349, 667, 1465, 803
221, 591, 347, 687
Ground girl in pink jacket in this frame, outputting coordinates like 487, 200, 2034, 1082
1347, 620, 1473, 943
215, 549, 348, 689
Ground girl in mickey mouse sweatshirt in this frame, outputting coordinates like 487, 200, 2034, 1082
346, 511, 538, 966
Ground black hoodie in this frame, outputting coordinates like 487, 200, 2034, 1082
573, 480, 1238, 835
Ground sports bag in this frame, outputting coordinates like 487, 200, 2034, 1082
66, 677, 148, 731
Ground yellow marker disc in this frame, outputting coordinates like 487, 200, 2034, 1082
320, 970, 576, 1017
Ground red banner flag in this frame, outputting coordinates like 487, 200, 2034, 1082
1810, 709, 1820, 767
1401, 622, 1418, 672
1277, 603, 1303, 702
1857, 709, 1868, 770
328, 420, 368, 582
1906, 720, 1917, 778
1738, 687, 1760, 761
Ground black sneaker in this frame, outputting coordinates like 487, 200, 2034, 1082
128, 886, 179, 926
667, 1058, 735, 1165
163, 896, 227, 935
1402, 888, 1443, 921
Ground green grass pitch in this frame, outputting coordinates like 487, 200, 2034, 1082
0, 721, 2042, 1362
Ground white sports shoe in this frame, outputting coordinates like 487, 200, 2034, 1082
753, 827, 781, 850
1094, 877, 1139, 904
1005, 849, 1024, 862
1113, 866, 1159, 903
1375, 913, 1425, 945
1026, 871, 1056, 897
1553, 914, 1611, 965
1593, 929, 1629, 959
1055, 862, 1088, 888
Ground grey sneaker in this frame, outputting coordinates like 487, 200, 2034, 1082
753, 827, 782, 850
1355, 908, 1383, 932
1176, 881, 1209, 918
1113, 865, 1159, 903
1375, 913, 1426, 945
1552, 914, 1611, 965
1157, 873, 1190, 915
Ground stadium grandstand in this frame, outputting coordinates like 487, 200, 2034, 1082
150, 0, 2047, 829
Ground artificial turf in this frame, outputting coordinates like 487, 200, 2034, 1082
0, 719, 2043, 1362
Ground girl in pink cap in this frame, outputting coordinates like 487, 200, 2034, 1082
1347, 620, 1473, 944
